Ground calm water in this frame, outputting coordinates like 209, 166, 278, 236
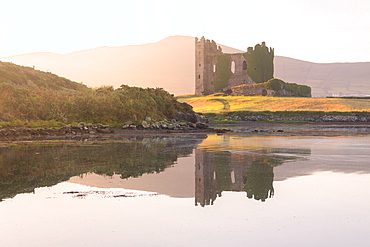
1, 134, 370, 246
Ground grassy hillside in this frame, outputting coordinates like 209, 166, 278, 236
0, 61, 88, 91
178, 95, 370, 113
0, 61, 192, 124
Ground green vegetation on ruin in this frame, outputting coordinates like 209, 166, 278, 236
243, 44, 274, 83
263, 78, 311, 96
214, 55, 232, 92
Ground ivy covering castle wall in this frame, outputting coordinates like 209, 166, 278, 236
243, 43, 274, 83
214, 55, 232, 92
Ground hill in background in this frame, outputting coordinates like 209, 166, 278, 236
274, 57, 370, 97
1, 36, 196, 96
2, 36, 370, 97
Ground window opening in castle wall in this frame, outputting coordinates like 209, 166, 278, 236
243, 61, 247, 70
231, 61, 235, 74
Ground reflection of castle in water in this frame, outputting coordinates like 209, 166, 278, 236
195, 149, 277, 207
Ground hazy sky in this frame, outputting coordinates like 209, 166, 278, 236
1, 0, 369, 63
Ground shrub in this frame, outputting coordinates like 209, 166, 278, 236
299, 85, 311, 96
264, 78, 284, 91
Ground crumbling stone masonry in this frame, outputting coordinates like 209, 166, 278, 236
195, 36, 274, 96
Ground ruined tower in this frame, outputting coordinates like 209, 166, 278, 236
195, 37, 274, 96
195, 37, 223, 95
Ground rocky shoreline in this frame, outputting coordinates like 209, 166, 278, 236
0, 122, 370, 142
0, 121, 223, 141
1, 120, 369, 141
210, 121, 370, 136
241, 115, 370, 123
225, 112, 370, 123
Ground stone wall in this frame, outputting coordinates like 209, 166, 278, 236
227, 54, 255, 87
231, 84, 275, 96
230, 79, 312, 97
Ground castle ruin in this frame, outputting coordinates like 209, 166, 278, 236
195, 37, 274, 96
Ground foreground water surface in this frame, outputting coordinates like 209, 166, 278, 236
1, 133, 370, 246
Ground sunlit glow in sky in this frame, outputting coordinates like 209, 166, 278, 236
0, 0, 369, 63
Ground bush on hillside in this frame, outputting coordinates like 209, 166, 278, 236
299, 85, 311, 96
0, 82, 193, 123
263, 78, 284, 91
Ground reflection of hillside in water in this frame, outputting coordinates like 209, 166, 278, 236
0, 136, 205, 201
3, 134, 368, 205
195, 135, 311, 206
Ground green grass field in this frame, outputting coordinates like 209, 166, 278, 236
177, 95, 370, 113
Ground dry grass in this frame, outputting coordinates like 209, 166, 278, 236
178, 96, 370, 113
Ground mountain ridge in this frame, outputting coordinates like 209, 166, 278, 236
2, 35, 370, 96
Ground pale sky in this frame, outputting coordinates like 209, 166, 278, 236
0, 0, 369, 63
